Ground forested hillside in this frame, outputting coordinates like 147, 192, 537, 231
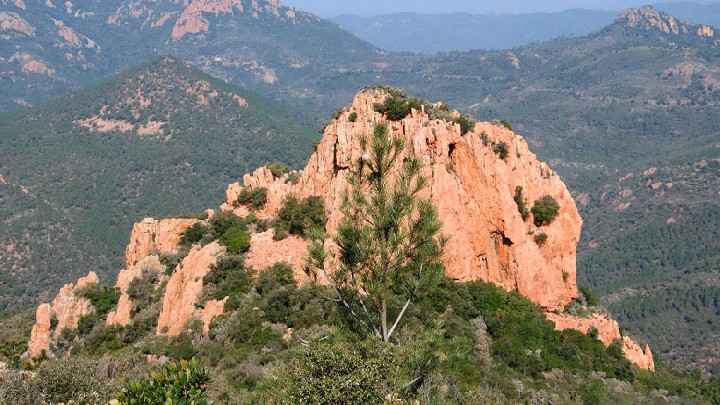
0, 57, 315, 309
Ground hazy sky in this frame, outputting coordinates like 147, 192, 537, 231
281, 0, 717, 17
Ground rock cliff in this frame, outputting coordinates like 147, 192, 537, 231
619, 5, 715, 41
25, 88, 654, 371
156, 242, 224, 336
23, 272, 99, 359
125, 218, 198, 269
221, 88, 653, 370
224, 89, 581, 311
547, 312, 655, 371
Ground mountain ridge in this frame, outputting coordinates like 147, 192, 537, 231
0, 56, 316, 309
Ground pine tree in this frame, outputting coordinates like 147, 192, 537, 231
308, 122, 447, 343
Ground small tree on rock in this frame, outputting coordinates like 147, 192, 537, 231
308, 122, 447, 343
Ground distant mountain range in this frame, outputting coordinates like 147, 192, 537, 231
330, 9, 619, 53
330, 2, 720, 54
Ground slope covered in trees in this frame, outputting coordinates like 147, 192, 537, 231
0, 56, 316, 309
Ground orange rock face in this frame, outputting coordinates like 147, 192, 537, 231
25, 304, 52, 359
24, 272, 99, 358
223, 89, 581, 311
245, 230, 309, 282
156, 242, 223, 336
622, 336, 655, 371
546, 312, 654, 371
52, 272, 98, 339
546, 312, 621, 346
196, 298, 228, 334
125, 218, 197, 269
106, 255, 164, 326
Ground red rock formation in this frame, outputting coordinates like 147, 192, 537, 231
25, 304, 51, 359
195, 298, 228, 334
546, 312, 621, 346
546, 312, 655, 371
24, 272, 99, 359
52, 272, 98, 338
245, 230, 309, 282
223, 89, 581, 311
125, 218, 197, 269
622, 336, 655, 371
156, 242, 223, 336
106, 255, 164, 326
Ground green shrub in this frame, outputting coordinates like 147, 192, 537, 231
83, 324, 124, 355
499, 119, 513, 131
78, 285, 120, 317
348, 112, 358, 122
159, 251, 185, 275
580, 286, 599, 307
265, 162, 289, 179
116, 358, 211, 404
453, 116, 475, 135
274, 195, 326, 239
531, 195, 560, 227
285, 172, 301, 185
127, 278, 156, 314
179, 222, 207, 247
202, 256, 254, 310
218, 226, 251, 254
284, 338, 385, 404
256, 263, 296, 296
77, 313, 100, 336
273, 226, 290, 241
0, 357, 115, 404
493, 141, 509, 160
373, 88, 423, 121
238, 187, 268, 211
513, 186, 529, 220
534, 232, 548, 245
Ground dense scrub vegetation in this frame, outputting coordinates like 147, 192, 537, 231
273, 195, 326, 240
4, 271, 718, 404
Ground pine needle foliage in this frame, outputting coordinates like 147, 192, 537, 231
308, 122, 447, 343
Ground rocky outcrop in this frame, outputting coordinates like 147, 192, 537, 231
619, 5, 715, 40
51, 272, 98, 338
196, 298, 228, 334
156, 242, 224, 336
546, 312, 655, 371
620, 6, 686, 35
622, 336, 655, 371
698, 25, 714, 37
125, 218, 197, 269
245, 230, 309, 282
223, 89, 582, 311
21, 60, 53, 75
106, 255, 164, 326
0, 11, 35, 36
546, 312, 621, 346
172, 0, 245, 40
24, 272, 99, 359
170, 0, 286, 40
25, 304, 52, 359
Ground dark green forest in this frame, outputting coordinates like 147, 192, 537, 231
0, 57, 316, 309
